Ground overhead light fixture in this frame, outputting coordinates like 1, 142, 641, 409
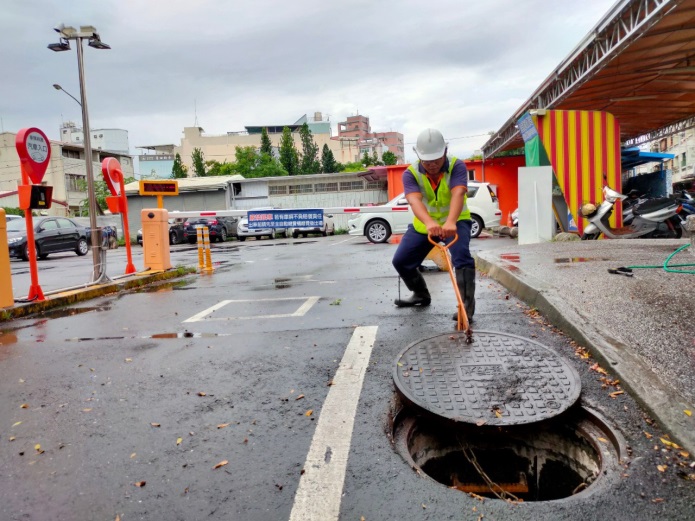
47, 39, 70, 52
88, 37, 111, 50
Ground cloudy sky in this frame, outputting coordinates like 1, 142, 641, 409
1, 0, 617, 171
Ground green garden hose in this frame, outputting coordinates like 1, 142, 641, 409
625, 244, 695, 274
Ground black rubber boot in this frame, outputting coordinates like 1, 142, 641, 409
452, 268, 476, 321
395, 272, 431, 307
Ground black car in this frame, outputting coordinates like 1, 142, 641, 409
6, 216, 90, 261
137, 219, 185, 246
183, 216, 237, 243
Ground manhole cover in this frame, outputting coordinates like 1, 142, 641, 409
394, 331, 581, 426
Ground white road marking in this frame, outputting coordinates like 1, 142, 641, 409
289, 325, 378, 521
331, 237, 357, 246
182, 296, 320, 322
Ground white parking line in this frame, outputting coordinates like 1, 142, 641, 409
182, 296, 320, 322
289, 325, 378, 521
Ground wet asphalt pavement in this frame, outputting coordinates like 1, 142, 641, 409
1, 235, 694, 520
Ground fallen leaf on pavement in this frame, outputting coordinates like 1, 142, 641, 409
660, 438, 681, 449
134, 481, 146, 487
597, 438, 608, 443
305, 410, 313, 417
198, 392, 207, 397
82, 408, 92, 412
217, 423, 230, 429
116, 515, 120, 521
9, 437, 15, 442
609, 390, 624, 398
475, 419, 487, 427
652, 498, 664, 503
589, 363, 608, 375
644, 431, 653, 439
20, 404, 28, 409
243, 438, 248, 444
130, 453, 136, 459
35, 444, 44, 454
176, 437, 183, 446
213, 460, 228, 469
12, 422, 22, 427
657, 465, 667, 472
151, 422, 161, 427
685, 410, 692, 417
680, 451, 690, 458
295, 394, 305, 401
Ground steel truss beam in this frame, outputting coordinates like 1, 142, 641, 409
623, 114, 695, 145
482, 0, 681, 158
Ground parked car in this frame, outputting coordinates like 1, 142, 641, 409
4, 214, 23, 222
137, 218, 185, 245
183, 216, 237, 243
348, 182, 502, 243
237, 214, 276, 241
6, 216, 90, 261
289, 214, 335, 238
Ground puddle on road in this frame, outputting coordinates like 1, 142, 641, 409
134, 279, 195, 293
0, 332, 18, 346
554, 257, 611, 263
34, 306, 112, 319
66, 331, 232, 342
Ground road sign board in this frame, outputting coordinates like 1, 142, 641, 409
101, 157, 123, 197
15, 128, 51, 184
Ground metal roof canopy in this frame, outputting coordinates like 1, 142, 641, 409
483, 0, 695, 158
621, 146, 675, 168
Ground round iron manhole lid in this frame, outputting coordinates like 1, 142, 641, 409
393, 331, 581, 426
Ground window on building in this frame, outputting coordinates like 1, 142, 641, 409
681, 152, 687, 168
65, 174, 84, 191
365, 181, 386, 190
62, 149, 81, 159
289, 184, 313, 194
269, 185, 288, 195
340, 181, 364, 191
314, 182, 338, 192
468, 170, 476, 180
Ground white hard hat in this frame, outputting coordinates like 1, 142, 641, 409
414, 128, 447, 161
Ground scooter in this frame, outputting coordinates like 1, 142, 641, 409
581, 185, 682, 240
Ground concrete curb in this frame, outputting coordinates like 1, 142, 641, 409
1, 267, 195, 323
476, 250, 695, 454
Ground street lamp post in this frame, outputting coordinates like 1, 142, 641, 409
48, 25, 111, 284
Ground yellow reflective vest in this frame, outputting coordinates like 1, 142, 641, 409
408, 156, 470, 234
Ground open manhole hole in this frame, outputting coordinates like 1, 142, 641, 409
392, 405, 626, 502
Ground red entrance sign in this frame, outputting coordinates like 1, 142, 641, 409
15, 128, 51, 185
102, 157, 123, 197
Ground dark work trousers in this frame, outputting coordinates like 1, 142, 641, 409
392, 220, 475, 280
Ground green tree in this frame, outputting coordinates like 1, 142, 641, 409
172, 153, 188, 178
298, 122, 320, 175
361, 151, 372, 167
342, 161, 365, 173
371, 150, 383, 166
279, 126, 299, 176
382, 150, 397, 165
205, 159, 236, 176
260, 127, 273, 157
321, 144, 339, 173
191, 147, 206, 177
229, 146, 288, 178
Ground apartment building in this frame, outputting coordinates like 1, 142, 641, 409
0, 131, 134, 216
337, 114, 404, 164
656, 129, 695, 190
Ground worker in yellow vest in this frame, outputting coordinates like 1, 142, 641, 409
392, 128, 476, 321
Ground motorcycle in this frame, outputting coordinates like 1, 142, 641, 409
672, 190, 695, 228
580, 185, 682, 240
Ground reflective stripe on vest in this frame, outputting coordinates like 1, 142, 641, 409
409, 156, 470, 234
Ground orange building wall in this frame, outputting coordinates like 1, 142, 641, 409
465, 156, 525, 226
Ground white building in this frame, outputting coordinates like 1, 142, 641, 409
59, 122, 130, 155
